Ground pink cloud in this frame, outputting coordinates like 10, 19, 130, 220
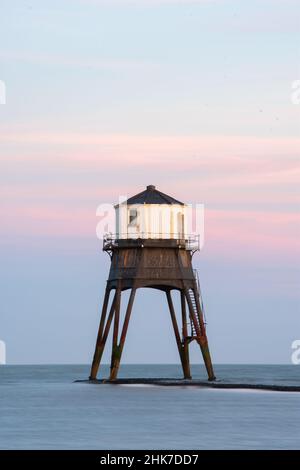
0, 206, 94, 238
1, 203, 299, 261
1, 134, 299, 208
1, 133, 299, 181
1, 133, 299, 260
1, 133, 299, 159
204, 209, 300, 260
0, 134, 300, 203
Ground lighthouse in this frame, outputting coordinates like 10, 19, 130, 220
90, 185, 215, 381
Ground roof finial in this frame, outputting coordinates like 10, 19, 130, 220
147, 185, 156, 191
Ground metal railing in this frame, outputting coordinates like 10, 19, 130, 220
193, 268, 207, 324
103, 233, 200, 251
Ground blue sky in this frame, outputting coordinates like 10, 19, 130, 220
0, 0, 299, 366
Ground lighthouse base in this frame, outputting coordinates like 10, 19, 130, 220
75, 378, 300, 392
90, 246, 216, 382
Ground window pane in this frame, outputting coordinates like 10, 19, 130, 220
129, 209, 138, 225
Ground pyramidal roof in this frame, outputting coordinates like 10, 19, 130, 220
120, 185, 184, 206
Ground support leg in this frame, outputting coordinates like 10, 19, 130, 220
89, 289, 116, 380
110, 287, 136, 380
94, 287, 110, 345
166, 290, 190, 379
192, 284, 216, 381
185, 288, 216, 381
180, 291, 191, 379
109, 282, 122, 378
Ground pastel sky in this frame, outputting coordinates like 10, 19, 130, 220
0, 0, 299, 366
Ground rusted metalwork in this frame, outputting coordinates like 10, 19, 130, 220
184, 287, 216, 381
180, 291, 191, 379
103, 234, 200, 252
109, 281, 121, 379
166, 290, 191, 379
93, 286, 110, 353
89, 290, 116, 380
110, 287, 136, 380
90, 235, 215, 381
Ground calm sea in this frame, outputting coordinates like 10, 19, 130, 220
0, 364, 299, 450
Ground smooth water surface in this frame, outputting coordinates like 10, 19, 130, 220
0, 364, 299, 449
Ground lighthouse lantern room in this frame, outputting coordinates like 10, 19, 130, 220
116, 184, 187, 240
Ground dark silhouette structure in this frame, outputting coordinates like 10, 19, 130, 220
90, 186, 215, 381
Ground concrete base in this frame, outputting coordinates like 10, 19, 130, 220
75, 378, 300, 392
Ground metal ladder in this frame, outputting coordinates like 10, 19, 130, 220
188, 288, 200, 337
187, 270, 207, 338
193, 269, 207, 324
